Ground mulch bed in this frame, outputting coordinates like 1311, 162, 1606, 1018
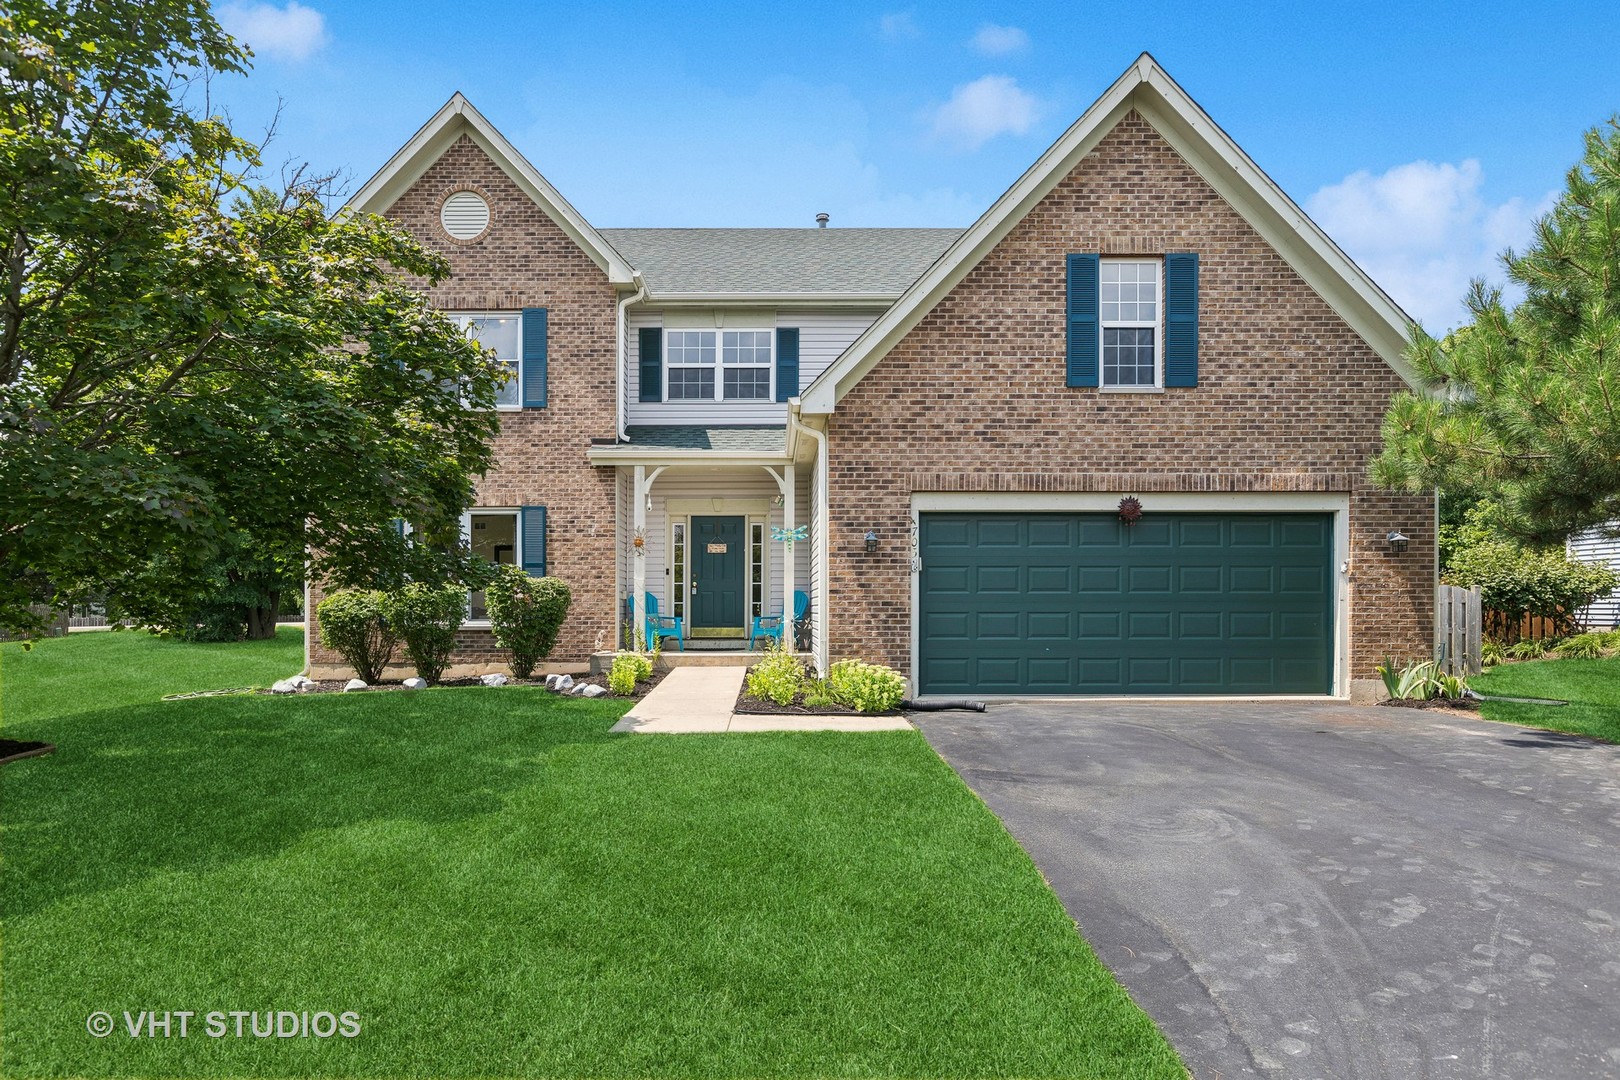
733, 683, 902, 718
0, 739, 57, 765
268, 666, 670, 700
1378, 697, 1481, 712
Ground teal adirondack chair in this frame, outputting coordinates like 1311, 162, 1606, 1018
749, 591, 809, 649
644, 592, 684, 651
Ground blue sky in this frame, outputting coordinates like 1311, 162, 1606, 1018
209, 1, 1616, 332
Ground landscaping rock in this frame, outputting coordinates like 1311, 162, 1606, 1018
554, 674, 575, 692
580, 684, 608, 698
402, 677, 427, 690
543, 674, 561, 689
271, 679, 298, 694
568, 683, 590, 696
480, 673, 508, 687
343, 678, 368, 692
288, 674, 312, 690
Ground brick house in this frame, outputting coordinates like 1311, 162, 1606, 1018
307, 54, 1434, 701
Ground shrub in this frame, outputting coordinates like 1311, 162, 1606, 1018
1507, 638, 1550, 660
827, 659, 907, 713
1376, 657, 1470, 701
803, 678, 839, 710
1555, 632, 1610, 660
1481, 640, 1505, 667
316, 590, 396, 683
608, 652, 653, 696
1443, 501, 1618, 630
484, 565, 571, 679
381, 583, 466, 684
746, 644, 806, 706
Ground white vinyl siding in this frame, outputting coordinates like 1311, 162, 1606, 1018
625, 308, 879, 426
1569, 526, 1620, 628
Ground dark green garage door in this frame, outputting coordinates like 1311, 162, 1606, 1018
918, 512, 1334, 696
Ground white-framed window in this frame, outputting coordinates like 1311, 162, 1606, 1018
465, 509, 518, 621
670, 521, 686, 622
450, 313, 521, 408
1100, 260, 1160, 388
666, 329, 772, 401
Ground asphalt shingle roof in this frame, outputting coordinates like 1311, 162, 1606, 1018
599, 228, 962, 297
621, 425, 787, 453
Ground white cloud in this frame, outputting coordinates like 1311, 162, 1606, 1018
930, 75, 1040, 151
971, 23, 1029, 56
878, 12, 920, 41
1306, 159, 1556, 332
218, 1, 329, 63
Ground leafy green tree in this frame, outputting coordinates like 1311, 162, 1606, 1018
1372, 120, 1620, 543
0, 0, 506, 640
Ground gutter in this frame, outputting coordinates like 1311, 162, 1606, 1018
615, 271, 647, 442
787, 400, 830, 676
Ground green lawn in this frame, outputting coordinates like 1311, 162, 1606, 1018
0, 631, 1181, 1079
1472, 655, 1620, 743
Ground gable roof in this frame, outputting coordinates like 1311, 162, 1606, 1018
348, 93, 636, 285
600, 228, 961, 302
798, 53, 1417, 413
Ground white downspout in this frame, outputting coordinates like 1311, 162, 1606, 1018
615, 272, 647, 442
788, 402, 830, 676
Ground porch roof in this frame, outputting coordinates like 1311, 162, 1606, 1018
587, 425, 790, 465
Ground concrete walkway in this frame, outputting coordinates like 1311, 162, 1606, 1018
611, 666, 912, 734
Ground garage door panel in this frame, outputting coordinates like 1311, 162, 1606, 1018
1078, 612, 1122, 638
1079, 566, 1122, 592
918, 512, 1334, 696
1027, 565, 1072, 593
1128, 611, 1172, 638
975, 565, 1021, 592
1128, 566, 1173, 593
1027, 611, 1072, 639
976, 611, 1021, 639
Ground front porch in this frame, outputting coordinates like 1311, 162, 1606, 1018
602, 453, 820, 667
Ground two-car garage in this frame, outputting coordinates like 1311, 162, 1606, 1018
915, 505, 1340, 696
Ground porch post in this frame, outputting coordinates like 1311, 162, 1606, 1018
783, 465, 796, 655
632, 465, 646, 649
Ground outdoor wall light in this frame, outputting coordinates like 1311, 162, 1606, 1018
1386, 531, 1409, 554
864, 530, 879, 553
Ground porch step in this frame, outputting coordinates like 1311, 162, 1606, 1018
589, 649, 769, 674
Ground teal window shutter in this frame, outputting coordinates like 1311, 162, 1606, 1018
521, 308, 548, 407
1164, 253, 1199, 387
521, 506, 547, 577
775, 327, 799, 402
1066, 254, 1100, 387
638, 327, 663, 402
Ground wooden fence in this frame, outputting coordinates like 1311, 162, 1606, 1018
1481, 608, 1566, 644
1435, 584, 1482, 676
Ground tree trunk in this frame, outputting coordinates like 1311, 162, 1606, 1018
245, 591, 281, 639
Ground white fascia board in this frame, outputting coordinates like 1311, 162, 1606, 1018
801, 53, 1418, 415
586, 448, 792, 467
347, 93, 636, 286
639, 292, 901, 308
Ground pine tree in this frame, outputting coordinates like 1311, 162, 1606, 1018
1372, 120, 1620, 543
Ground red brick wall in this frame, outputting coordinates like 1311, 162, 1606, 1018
308, 135, 619, 674
826, 112, 1434, 684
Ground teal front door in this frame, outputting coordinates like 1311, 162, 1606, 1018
691, 516, 746, 631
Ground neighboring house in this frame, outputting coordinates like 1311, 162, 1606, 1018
1569, 526, 1620, 628
305, 53, 1435, 700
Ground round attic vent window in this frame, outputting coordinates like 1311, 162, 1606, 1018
440, 191, 490, 240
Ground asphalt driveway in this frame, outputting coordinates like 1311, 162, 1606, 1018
919, 702, 1620, 1079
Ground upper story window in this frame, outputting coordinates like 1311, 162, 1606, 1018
666, 329, 772, 401
450, 313, 520, 408
1100, 260, 1160, 388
